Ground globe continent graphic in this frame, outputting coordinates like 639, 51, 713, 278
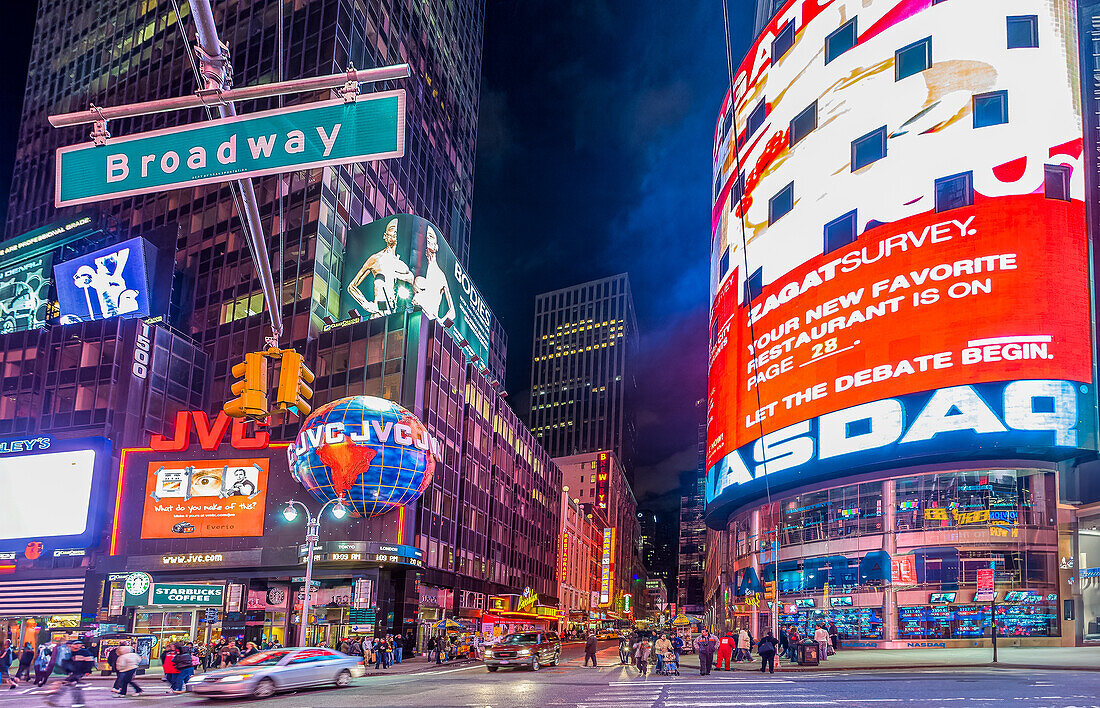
289, 396, 436, 517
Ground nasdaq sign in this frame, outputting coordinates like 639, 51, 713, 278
55, 92, 405, 206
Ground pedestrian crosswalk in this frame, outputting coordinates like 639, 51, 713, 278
550, 676, 830, 708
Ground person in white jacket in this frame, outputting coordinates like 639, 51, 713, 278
736, 628, 751, 662
114, 646, 144, 696
814, 625, 830, 661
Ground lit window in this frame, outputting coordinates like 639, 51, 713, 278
851, 126, 887, 170
772, 21, 796, 62
790, 102, 817, 147
769, 182, 795, 224
1007, 15, 1039, 49
1043, 165, 1070, 201
973, 91, 1008, 128
824, 210, 858, 254
896, 37, 931, 80
825, 18, 857, 64
934, 172, 974, 213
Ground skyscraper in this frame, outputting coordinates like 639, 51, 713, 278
676, 426, 706, 614
529, 273, 637, 471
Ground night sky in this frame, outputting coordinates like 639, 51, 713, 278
0, 1, 754, 508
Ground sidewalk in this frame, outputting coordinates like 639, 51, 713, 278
678, 646, 1100, 673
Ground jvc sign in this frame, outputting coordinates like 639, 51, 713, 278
54, 92, 405, 207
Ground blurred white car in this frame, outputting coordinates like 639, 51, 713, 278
187, 647, 365, 698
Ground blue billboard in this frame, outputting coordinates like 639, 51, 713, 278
54, 237, 155, 324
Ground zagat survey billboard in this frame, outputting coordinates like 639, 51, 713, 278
705, 0, 1097, 517
338, 214, 493, 371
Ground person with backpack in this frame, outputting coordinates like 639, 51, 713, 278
757, 630, 778, 674
33, 641, 53, 687
172, 643, 195, 691
15, 642, 33, 681
786, 626, 801, 663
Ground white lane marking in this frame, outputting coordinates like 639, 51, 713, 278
407, 664, 486, 676
608, 679, 794, 685
663, 703, 835, 707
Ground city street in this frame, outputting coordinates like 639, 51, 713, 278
1, 644, 1098, 707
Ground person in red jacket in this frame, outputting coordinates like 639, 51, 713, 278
716, 631, 734, 671
162, 646, 179, 694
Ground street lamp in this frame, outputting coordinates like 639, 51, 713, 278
282, 498, 348, 647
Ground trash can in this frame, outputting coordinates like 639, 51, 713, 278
798, 640, 820, 666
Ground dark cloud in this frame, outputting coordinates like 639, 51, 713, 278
470, 1, 753, 500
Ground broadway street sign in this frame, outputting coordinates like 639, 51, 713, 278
54, 90, 405, 207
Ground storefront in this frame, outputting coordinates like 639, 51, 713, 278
1077, 510, 1100, 643
0, 575, 88, 649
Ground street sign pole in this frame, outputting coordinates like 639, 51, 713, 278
46, 0, 409, 342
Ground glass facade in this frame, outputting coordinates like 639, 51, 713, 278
708, 468, 1062, 644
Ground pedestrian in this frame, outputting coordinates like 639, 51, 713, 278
226, 641, 240, 665
736, 627, 751, 663
694, 630, 716, 676
671, 633, 684, 662
779, 627, 789, 660
0, 639, 17, 689
584, 632, 598, 667
15, 642, 33, 681
172, 642, 194, 692
634, 637, 651, 676
716, 631, 733, 670
53, 639, 94, 705
426, 635, 437, 664
786, 626, 801, 663
241, 641, 258, 659
654, 634, 671, 674
466, 633, 476, 661
115, 645, 144, 697
33, 641, 53, 687
108, 641, 129, 693
373, 637, 386, 670
814, 624, 830, 661
757, 629, 778, 674
162, 644, 179, 693
338, 638, 350, 654
828, 621, 840, 652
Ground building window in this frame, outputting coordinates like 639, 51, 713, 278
1044, 165, 1071, 201
772, 21, 796, 62
719, 247, 730, 277
824, 210, 858, 254
973, 91, 1008, 128
744, 267, 764, 303
851, 126, 887, 170
747, 101, 767, 137
1007, 15, 1039, 49
769, 182, 794, 224
825, 18, 857, 64
934, 172, 974, 212
790, 102, 817, 147
896, 37, 932, 80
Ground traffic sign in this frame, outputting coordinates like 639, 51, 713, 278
55, 91, 405, 207
977, 568, 994, 593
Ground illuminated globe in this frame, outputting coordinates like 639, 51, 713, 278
288, 396, 438, 517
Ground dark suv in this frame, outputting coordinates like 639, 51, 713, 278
483, 631, 561, 672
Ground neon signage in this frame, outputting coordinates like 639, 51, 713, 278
595, 451, 610, 511
149, 410, 270, 451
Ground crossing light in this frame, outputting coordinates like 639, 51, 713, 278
224, 352, 269, 419
764, 581, 777, 600
275, 349, 315, 417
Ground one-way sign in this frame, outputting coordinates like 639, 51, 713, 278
54, 90, 405, 207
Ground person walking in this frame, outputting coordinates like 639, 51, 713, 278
114, 645, 144, 697
161, 645, 179, 694
736, 627, 751, 663
695, 631, 717, 676
814, 624, 830, 662
584, 632, 598, 667
634, 637, 651, 676
172, 643, 194, 692
654, 634, 672, 674
0, 639, 17, 690
828, 621, 840, 652
757, 629, 778, 674
241, 642, 259, 660
671, 633, 684, 662
716, 631, 733, 670
33, 641, 53, 687
16, 642, 33, 681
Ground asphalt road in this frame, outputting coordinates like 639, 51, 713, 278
2, 642, 1098, 707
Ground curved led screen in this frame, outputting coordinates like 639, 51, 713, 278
705, 0, 1097, 523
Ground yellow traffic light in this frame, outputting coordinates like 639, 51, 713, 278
275, 349, 315, 417
764, 581, 776, 600
224, 352, 269, 419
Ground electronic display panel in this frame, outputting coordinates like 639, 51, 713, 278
705, 0, 1096, 520
335, 214, 495, 372
54, 237, 154, 324
0, 436, 110, 550
0, 254, 51, 334
140, 458, 269, 539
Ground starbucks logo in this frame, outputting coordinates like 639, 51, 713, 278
267, 587, 286, 605
125, 572, 152, 596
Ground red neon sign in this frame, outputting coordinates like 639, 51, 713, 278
149, 411, 269, 451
